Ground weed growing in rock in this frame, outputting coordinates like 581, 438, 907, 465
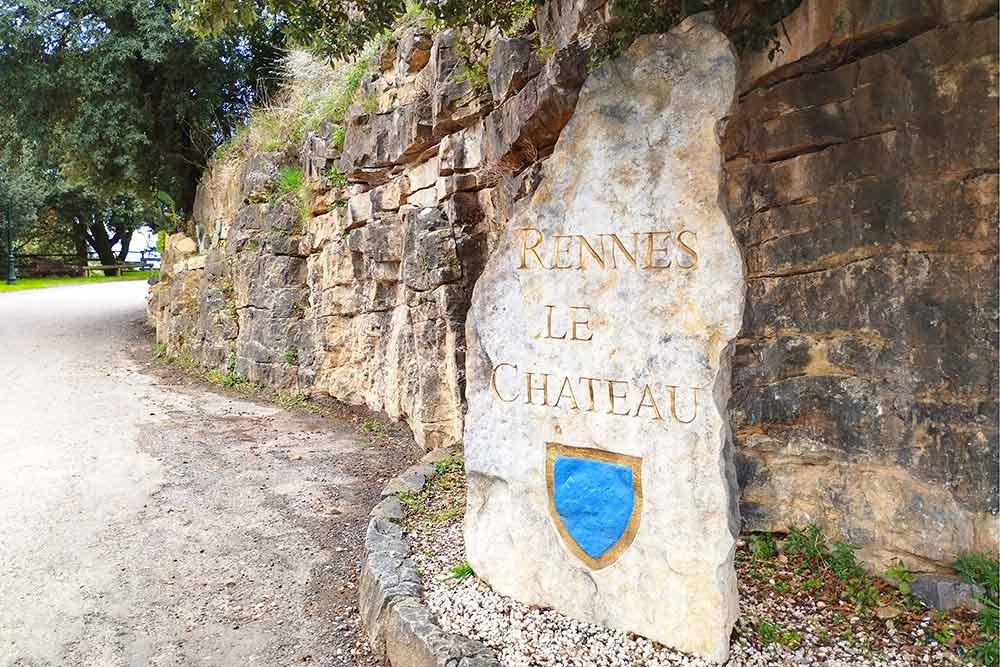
153, 343, 168, 359
357, 92, 379, 115
447, 560, 474, 581
535, 39, 556, 60
282, 349, 299, 365
331, 126, 346, 151
325, 164, 349, 189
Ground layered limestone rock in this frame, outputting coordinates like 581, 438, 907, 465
147, 0, 999, 575
722, 0, 999, 572
148, 9, 591, 450
464, 18, 741, 662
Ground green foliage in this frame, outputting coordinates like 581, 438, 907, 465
447, 560, 474, 581
274, 391, 310, 409
749, 533, 777, 562
755, 617, 777, 644
395, 489, 425, 513
830, 541, 864, 581
276, 167, 306, 196
0, 0, 283, 214
452, 37, 490, 93
282, 349, 299, 364
331, 126, 346, 151
362, 417, 388, 439
588, 0, 802, 69
953, 553, 1000, 666
177, 0, 536, 61
272, 166, 312, 223
325, 165, 349, 189
215, 46, 376, 164
536, 40, 556, 60
153, 343, 169, 359
886, 560, 915, 595
433, 453, 464, 476
357, 92, 380, 115
786, 524, 828, 562
954, 553, 1000, 596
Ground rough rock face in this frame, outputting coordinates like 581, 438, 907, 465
148, 9, 590, 450
464, 19, 741, 662
148, 0, 999, 574
722, 0, 999, 572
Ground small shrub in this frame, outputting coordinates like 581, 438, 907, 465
452, 37, 490, 93
830, 541, 864, 581
433, 453, 464, 476
786, 524, 828, 562
755, 617, 778, 644
448, 560, 474, 581
536, 40, 556, 59
954, 553, 1000, 596
749, 533, 777, 562
283, 349, 299, 365
325, 164, 349, 189
886, 559, 915, 595
361, 417, 388, 439
331, 126, 346, 151
778, 629, 802, 650
276, 166, 305, 196
153, 343, 168, 359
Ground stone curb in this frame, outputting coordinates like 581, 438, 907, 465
359, 450, 501, 667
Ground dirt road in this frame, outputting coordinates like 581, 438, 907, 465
0, 282, 413, 666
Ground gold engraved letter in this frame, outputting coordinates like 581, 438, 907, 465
551, 235, 575, 270
579, 377, 601, 412
569, 306, 594, 341
607, 379, 630, 416
578, 235, 606, 269
516, 227, 547, 269
543, 305, 567, 340
644, 231, 673, 269
526, 372, 551, 406
490, 363, 519, 403
554, 376, 579, 410
668, 385, 699, 423
677, 230, 699, 270
633, 384, 664, 420
604, 234, 638, 269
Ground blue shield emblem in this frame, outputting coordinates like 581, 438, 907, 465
545, 443, 643, 569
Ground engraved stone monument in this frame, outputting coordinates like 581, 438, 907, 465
463, 15, 742, 662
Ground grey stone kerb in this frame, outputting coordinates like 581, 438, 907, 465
358, 453, 499, 667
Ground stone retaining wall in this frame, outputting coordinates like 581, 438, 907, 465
149, 0, 999, 572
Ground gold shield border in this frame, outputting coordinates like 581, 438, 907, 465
545, 442, 643, 571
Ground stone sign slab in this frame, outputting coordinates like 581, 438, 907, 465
463, 15, 742, 662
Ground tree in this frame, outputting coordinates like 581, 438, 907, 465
176, 0, 536, 61
0, 0, 284, 215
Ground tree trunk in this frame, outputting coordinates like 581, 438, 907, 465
115, 229, 133, 263
86, 212, 119, 276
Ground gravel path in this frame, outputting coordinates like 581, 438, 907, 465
0, 282, 415, 666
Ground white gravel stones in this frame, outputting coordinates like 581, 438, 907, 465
406, 487, 970, 667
